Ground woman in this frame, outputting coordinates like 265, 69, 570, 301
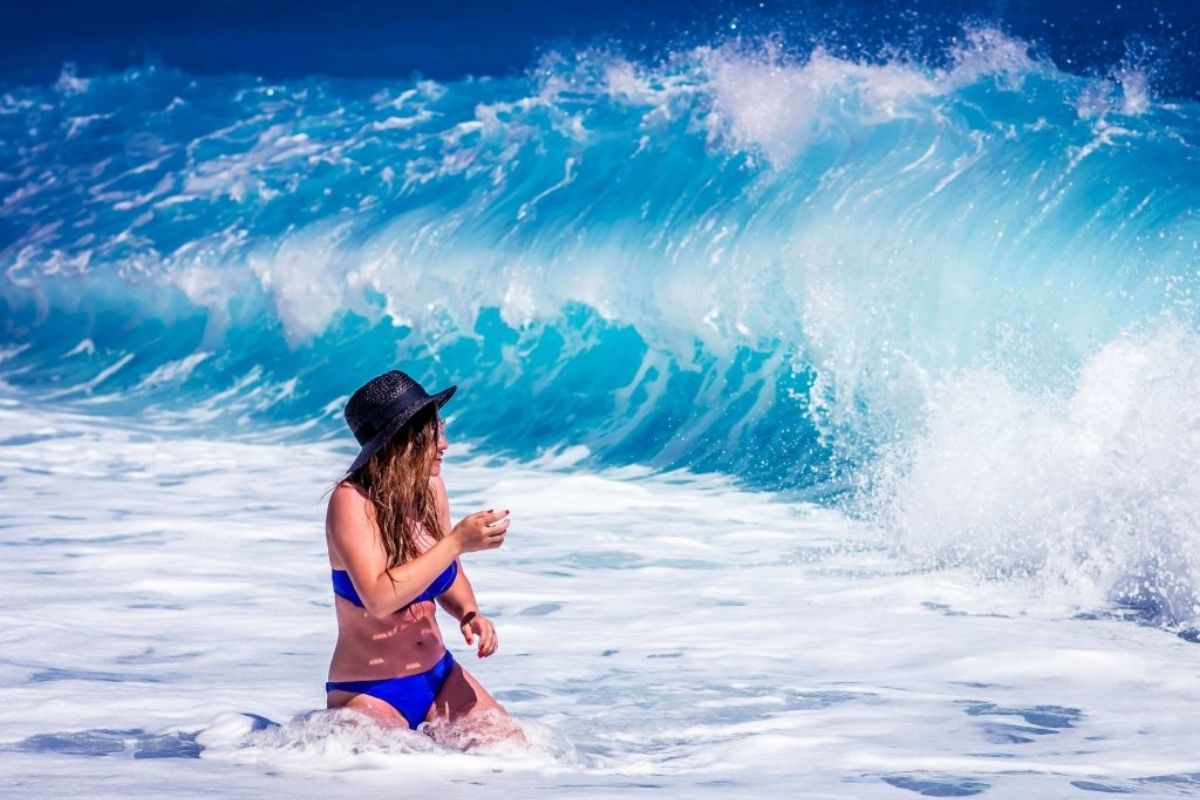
324, 369, 518, 742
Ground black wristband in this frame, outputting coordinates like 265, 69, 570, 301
461, 610, 478, 626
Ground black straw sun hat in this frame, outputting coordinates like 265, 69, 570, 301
343, 370, 456, 474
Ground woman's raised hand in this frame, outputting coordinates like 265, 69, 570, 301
451, 509, 509, 553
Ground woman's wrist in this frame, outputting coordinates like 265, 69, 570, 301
459, 608, 479, 625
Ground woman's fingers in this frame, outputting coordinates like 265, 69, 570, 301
453, 509, 510, 552
483, 623, 498, 656
486, 517, 509, 548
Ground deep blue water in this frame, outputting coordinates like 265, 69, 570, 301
4, 1, 1200, 98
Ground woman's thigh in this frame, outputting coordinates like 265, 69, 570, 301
426, 662, 508, 722
327, 690, 410, 728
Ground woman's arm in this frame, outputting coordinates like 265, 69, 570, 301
431, 475, 480, 622
437, 558, 481, 624
327, 482, 504, 620
432, 476, 502, 657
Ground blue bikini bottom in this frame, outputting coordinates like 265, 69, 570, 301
326, 650, 456, 730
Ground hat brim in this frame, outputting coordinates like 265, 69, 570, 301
345, 385, 456, 475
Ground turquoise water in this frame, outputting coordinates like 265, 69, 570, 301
2, 32, 1197, 494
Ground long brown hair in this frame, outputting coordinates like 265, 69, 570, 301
348, 404, 443, 568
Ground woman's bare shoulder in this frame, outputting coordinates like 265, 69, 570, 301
330, 479, 369, 501
326, 482, 379, 567
328, 481, 372, 523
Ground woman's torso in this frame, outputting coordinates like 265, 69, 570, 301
326, 488, 447, 682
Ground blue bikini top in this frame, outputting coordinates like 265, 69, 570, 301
331, 561, 458, 610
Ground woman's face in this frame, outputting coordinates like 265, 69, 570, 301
429, 417, 449, 477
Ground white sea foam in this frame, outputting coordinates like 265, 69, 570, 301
41, 352, 134, 398
245, 223, 355, 345
54, 63, 90, 95
682, 26, 1040, 166
62, 338, 96, 357
2, 402, 1200, 797
869, 324, 1200, 624
134, 352, 212, 389
699, 43, 941, 164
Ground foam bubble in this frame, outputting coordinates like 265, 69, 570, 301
54, 63, 90, 95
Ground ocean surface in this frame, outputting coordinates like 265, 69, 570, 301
2, 2, 1199, 797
